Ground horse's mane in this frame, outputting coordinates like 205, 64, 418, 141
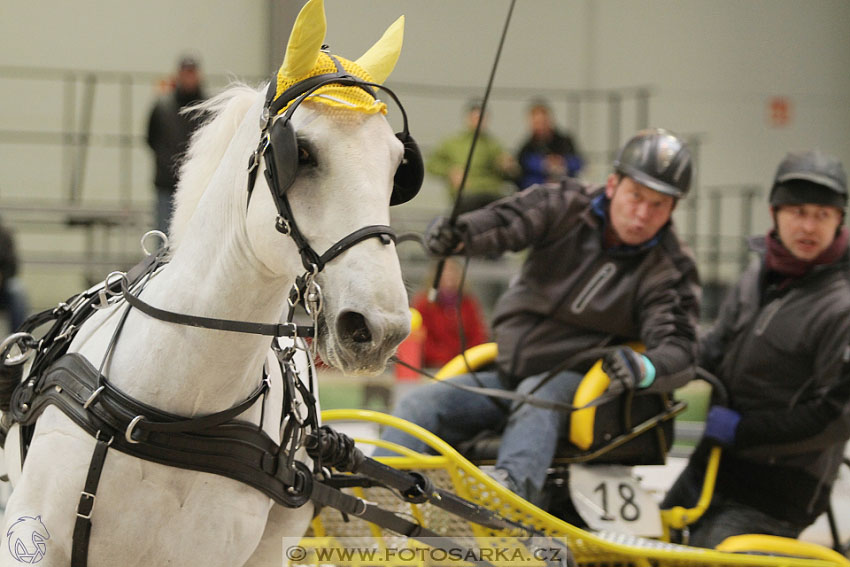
169, 83, 260, 250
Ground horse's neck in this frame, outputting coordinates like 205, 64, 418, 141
102, 203, 297, 417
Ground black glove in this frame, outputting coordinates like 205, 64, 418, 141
424, 216, 463, 257
602, 347, 647, 391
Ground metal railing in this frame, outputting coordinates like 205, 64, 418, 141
1, 65, 660, 309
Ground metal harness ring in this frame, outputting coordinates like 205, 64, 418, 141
304, 279, 323, 317
0, 332, 37, 366
141, 230, 169, 257
125, 415, 145, 444
82, 386, 105, 410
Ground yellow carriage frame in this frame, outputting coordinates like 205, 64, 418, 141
297, 343, 850, 566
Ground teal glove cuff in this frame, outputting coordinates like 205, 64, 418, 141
638, 355, 656, 388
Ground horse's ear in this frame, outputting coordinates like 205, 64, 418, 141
279, 0, 326, 81
355, 15, 404, 84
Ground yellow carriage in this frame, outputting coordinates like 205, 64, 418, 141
296, 343, 850, 566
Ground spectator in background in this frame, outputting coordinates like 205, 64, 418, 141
427, 100, 518, 215
412, 259, 489, 368
516, 100, 583, 189
146, 55, 207, 233
663, 150, 850, 547
0, 220, 29, 331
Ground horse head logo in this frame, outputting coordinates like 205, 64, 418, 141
6, 516, 50, 564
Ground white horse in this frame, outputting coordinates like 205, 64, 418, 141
1, 1, 413, 565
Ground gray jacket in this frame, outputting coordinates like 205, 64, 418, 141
698, 235, 850, 523
457, 179, 700, 390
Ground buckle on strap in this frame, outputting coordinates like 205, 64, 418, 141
76, 491, 96, 519
287, 283, 301, 308
248, 135, 270, 173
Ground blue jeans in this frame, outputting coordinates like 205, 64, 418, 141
155, 187, 175, 234
379, 369, 583, 502
0, 278, 30, 331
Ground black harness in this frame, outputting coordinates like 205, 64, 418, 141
6, 282, 550, 567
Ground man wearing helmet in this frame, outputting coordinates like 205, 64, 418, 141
663, 150, 850, 547
380, 128, 700, 503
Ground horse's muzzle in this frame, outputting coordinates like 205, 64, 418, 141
324, 309, 409, 375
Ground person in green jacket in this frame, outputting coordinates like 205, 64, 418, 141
427, 100, 518, 214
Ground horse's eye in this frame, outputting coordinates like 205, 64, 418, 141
298, 146, 315, 166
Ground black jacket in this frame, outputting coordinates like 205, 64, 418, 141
0, 224, 18, 291
146, 89, 206, 192
696, 236, 850, 524
457, 179, 700, 390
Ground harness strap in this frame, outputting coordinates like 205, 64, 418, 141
266, 71, 378, 119
266, 177, 325, 271
306, 426, 540, 535
13, 354, 311, 507
392, 350, 629, 413
318, 225, 396, 266
261, 163, 397, 273
249, 70, 409, 274
120, 278, 314, 338
14, 355, 501, 567
358, 458, 526, 532
307, 482, 497, 567
13, 354, 552, 567
71, 432, 111, 567
97, 375, 269, 438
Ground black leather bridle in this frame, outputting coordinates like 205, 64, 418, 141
246, 62, 417, 276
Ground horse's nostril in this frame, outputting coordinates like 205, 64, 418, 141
352, 328, 371, 343
337, 311, 373, 344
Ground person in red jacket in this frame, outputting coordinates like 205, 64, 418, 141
412, 259, 489, 368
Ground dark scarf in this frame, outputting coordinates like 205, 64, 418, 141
765, 226, 849, 279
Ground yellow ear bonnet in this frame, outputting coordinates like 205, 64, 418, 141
274, 0, 404, 116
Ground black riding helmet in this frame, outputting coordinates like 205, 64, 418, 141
769, 150, 847, 210
613, 128, 692, 199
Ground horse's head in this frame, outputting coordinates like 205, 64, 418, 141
173, 0, 418, 375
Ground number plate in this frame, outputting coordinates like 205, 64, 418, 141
568, 464, 662, 537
